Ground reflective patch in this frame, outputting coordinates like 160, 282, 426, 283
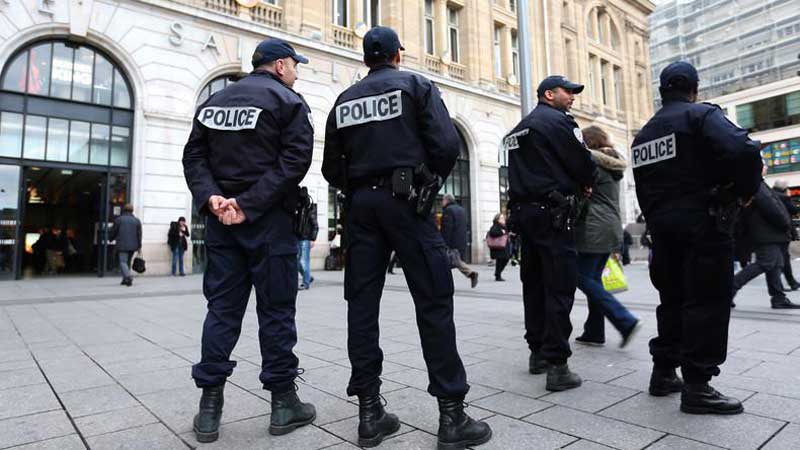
631, 133, 677, 168
503, 129, 529, 151
573, 127, 584, 143
198, 106, 262, 131
336, 90, 403, 129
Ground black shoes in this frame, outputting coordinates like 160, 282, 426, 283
528, 352, 549, 374
495, 276, 506, 282
269, 389, 316, 436
193, 385, 224, 443
771, 296, 800, 309
121, 277, 132, 286
436, 397, 492, 450
680, 383, 743, 415
575, 335, 605, 347
469, 272, 479, 288
357, 394, 400, 448
649, 366, 684, 396
545, 363, 582, 391
620, 321, 642, 349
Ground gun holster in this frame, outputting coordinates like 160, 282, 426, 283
708, 185, 741, 235
546, 191, 573, 232
413, 164, 441, 218
292, 187, 313, 237
391, 167, 414, 198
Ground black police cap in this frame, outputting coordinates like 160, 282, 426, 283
536, 75, 584, 97
252, 38, 309, 67
659, 61, 699, 89
363, 26, 405, 60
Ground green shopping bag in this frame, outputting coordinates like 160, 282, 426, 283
602, 257, 628, 293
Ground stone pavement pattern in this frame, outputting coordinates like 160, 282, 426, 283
1, 263, 800, 449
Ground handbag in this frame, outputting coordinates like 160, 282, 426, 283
485, 233, 509, 251
132, 252, 146, 274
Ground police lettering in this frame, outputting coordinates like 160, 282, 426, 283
198, 106, 263, 131
336, 90, 403, 129
631, 133, 677, 168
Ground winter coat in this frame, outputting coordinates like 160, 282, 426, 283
168, 222, 190, 251
773, 188, 798, 240
110, 212, 142, 252
441, 203, 468, 256
743, 182, 790, 245
575, 148, 625, 254
299, 204, 319, 241
487, 223, 510, 260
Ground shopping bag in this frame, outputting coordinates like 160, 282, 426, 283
132, 253, 146, 274
602, 257, 628, 293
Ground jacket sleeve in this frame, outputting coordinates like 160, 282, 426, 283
754, 185, 790, 231
310, 204, 319, 241
236, 98, 314, 222
322, 104, 345, 190
416, 79, 460, 178
701, 107, 762, 199
550, 114, 597, 187
109, 219, 119, 242
441, 208, 454, 248
183, 109, 223, 215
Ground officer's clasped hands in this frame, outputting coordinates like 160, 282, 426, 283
207, 195, 247, 226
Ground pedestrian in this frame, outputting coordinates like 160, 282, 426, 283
486, 213, 511, 281
772, 180, 800, 290
621, 230, 632, 266
322, 26, 491, 449
167, 217, 190, 276
573, 126, 641, 348
109, 204, 142, 286
183, 38, 316, 443
732, 172, 800, 309
632, 61, 762, 415
297, 200, 318, 290
505, 75, 596, 392
441, 194, 479, 288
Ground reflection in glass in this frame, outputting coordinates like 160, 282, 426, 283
27, 43, 52, 96
46, 118, 69, 162
93, 55, 113, 105
90, 124, 110, 165
23, 116, 47, 160
69, 121, 90, 163
1, 51, 28, 92
50, 43, 74, 100
110, 127, 130, 167
0, 165, 20, 276
113, 69, 131, 109
0, 113, 24, 158
72, 48, 95, 102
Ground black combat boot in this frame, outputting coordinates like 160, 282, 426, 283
648, 366, 683, 396
193, 385, 224, 443
680, 383, 743, 415
269, 389, 316, 435
357, 394, 400, 448
545, 363, 582, 391
528, 351, 549, 375
437, 398, 492, 450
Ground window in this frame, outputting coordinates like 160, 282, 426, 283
588, 55, 597, 102
448, 7, 460, 63
613, 66, 623, 110
333, 0, 348, 27
736, 92, 800, 132
564, 38, 575, 80
509, 0, 516, 12
196, 74, 241, 106
600, 60, 608, 105
424, 0, 435, 55
493, 25, 503, 78
586, 10, 596, 40
511, 31, 519, 78
364, 0, 380, 27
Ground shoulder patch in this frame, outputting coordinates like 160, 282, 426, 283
336, 90, 403, 129
503, 129, 530, 151
631, 133, 677, 168
573, 127, 584, 144
198, 106, 262, 131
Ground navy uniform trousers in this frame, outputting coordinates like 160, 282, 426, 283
345, 186, 469, 399
649, 213, 732, 384
192, 208, 300, 393
516, 204, 577, 363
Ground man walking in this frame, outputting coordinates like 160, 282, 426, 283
441, 194, 478, 288
772, 180, 800, 290
109, 204, 141, 286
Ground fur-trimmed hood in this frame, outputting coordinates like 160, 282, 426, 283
589, 147, 627, 173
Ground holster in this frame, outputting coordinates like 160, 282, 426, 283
547, 191, 574, 232
413, 163, 442, 218
708, 185, 741, 235
292, 187, 313, 238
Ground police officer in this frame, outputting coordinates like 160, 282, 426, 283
183, 39, 316, 442
322, 26, 492, 450
633, 61, 762, 415
505, 75, 596, 392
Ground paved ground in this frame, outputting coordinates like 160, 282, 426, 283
2, 262, 800, 450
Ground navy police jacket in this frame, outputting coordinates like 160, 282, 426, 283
183, 71, 314, 222
322, 65, 460, 188
632, 97, 762, 219
505, 103, 596, 201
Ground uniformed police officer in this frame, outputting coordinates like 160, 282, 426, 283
633, 61, 762, 415
322, 26, 492, 450
505, 75, 596, 392
183, 39, 316, 442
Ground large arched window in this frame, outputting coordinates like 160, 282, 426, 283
196, 74, 241, 106
587, 7, 621, 51
436, 126, 472, 261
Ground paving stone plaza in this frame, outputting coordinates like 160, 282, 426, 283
1, 263, 800, 450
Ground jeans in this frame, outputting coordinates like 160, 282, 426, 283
576, 252, 638, 341
118, 251, 133, 280
171, 247, 185, 275
297, 240, 311, 287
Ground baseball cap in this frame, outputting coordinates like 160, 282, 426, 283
363, 26, 405, 60
252, 39, 309, 67
659, 61, 699, 89
536, 75, 584, 97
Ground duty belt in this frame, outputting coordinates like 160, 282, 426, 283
349, 175, 391, 189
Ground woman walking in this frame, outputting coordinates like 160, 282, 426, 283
487, 213, 511, 281
574, 126, 640, 348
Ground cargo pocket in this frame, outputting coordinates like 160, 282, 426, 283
422, 245, 455, 299
267, 242, 298, 305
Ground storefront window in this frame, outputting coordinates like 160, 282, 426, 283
90, 124, 110, 165
0, 113, 23, 158
110, 127, 130, 167
27, 44, 52, 96
72, 48, 95, 103
46, 119, 69, 162
113, 69, 131, 108
23, 116, 47, 160
50, 43, 75, 100
93, 55, 114, 106
68, 121, 91, 164
0, 52, 27, 92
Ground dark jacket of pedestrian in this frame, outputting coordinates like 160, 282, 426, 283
110, 211, 142, 252
744, 182, 791, 245
487, 222, 510, 260
168, 221, 190, 251
773, 187, 798, 240
299, 204, 319, 241
575, 147, 626, 254
442, 202, 468, 256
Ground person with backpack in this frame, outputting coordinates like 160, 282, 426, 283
168, 217, 190, 276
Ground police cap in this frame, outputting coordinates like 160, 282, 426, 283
252, 38, 309, 67
536, 75, 584, 97
363, 26, 405, 60
659, 61, 699, 90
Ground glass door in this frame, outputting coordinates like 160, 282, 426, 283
0, 165, 20, 280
